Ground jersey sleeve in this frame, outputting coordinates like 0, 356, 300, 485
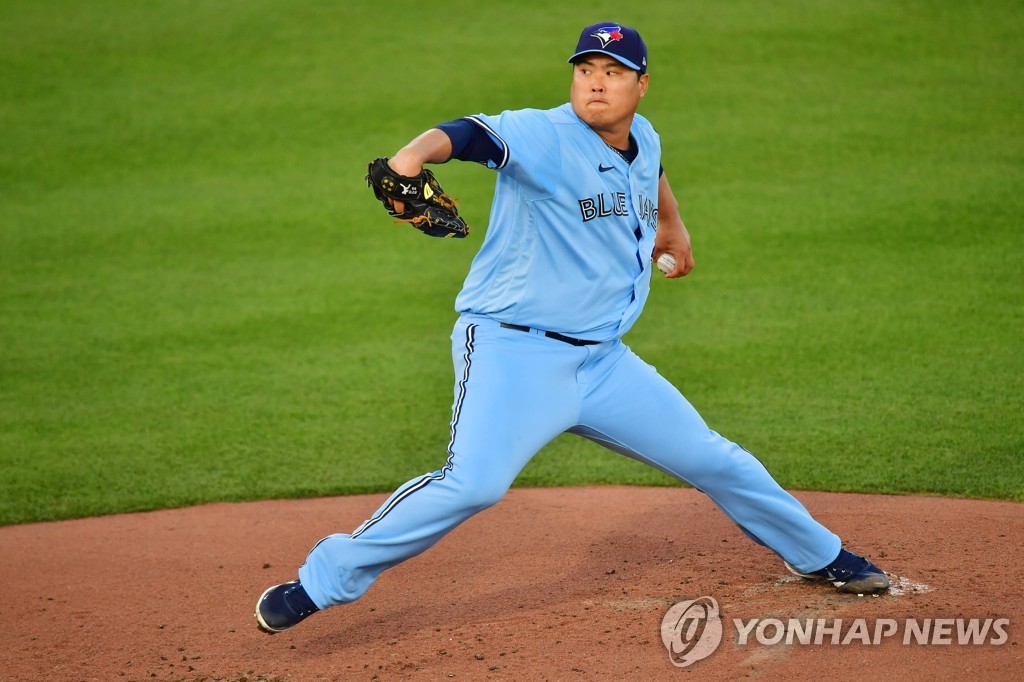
463, 109, 560, 198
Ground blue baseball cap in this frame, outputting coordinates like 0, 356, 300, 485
568, 22, 648, 74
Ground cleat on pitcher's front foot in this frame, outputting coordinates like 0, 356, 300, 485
254, 579, 320, 634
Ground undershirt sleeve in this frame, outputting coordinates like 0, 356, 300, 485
436, 119, 504, 167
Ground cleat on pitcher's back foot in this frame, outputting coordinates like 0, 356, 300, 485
785, 549, 889, 595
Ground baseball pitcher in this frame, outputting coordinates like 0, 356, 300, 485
255, 21, 889, 634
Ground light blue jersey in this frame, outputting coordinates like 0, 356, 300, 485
455, 104, 661, 341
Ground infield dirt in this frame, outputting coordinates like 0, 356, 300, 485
2, 487, 1021, 680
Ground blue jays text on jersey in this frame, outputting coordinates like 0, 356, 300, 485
635, 193, 658, 230
578, 192, 627, 222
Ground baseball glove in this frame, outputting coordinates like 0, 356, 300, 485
366, 158, 469, 238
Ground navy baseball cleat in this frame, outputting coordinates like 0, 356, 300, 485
254, 580, 320, 634
784, 549, 890, 595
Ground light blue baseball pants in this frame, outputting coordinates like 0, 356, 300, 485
298, 315, 841, 608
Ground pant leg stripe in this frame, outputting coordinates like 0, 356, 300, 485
447, 323, 475, 455
350, 324, 476, 540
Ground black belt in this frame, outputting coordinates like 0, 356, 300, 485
500, 322, 600, 347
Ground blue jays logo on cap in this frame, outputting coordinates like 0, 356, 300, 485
568, 21, 648, 74
591, 26, 624, 48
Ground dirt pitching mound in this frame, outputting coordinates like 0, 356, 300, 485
2, 487, 1020, 680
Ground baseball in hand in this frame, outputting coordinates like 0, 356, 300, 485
656, 253, 676, 275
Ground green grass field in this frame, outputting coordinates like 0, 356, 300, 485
2, 0, 1022, 525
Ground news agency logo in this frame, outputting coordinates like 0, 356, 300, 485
659, 596, 723, 667
661, 596, 1011, 668
733, 616, 1010, 646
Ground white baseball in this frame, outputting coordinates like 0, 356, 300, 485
656, 253, 676, 274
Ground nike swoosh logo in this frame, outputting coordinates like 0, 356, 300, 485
598, 164, 614, 172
